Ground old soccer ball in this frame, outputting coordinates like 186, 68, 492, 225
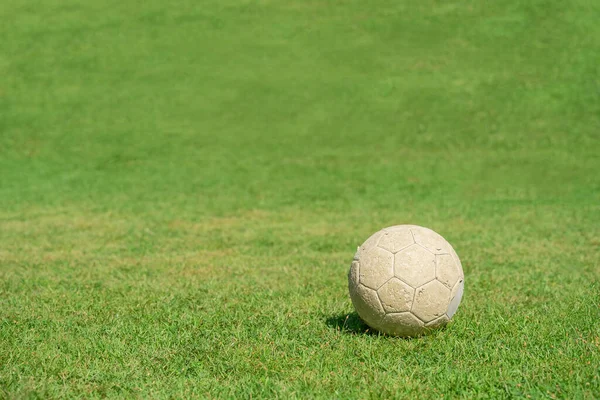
348, 225, 464, 337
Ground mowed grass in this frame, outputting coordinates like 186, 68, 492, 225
1, 0, 599, 398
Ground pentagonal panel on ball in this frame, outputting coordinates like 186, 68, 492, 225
394, 244, 436, 288
377, 228, 414, 253
412, 280, 451, 323
436, 254, 461, 289
358, 247, 394, 290
355, 230, 386, 260
411, 226, 453, 255
379, 312, 424, 337
349, 283, 386, 329
376, 278, 414, 313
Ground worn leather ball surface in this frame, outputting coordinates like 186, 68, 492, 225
348, 225, 464, 337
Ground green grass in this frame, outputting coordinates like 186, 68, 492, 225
1, 0, 599, 398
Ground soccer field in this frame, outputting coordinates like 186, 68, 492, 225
1, 0, 599, 398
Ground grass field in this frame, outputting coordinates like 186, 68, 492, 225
1, 0, 600, 398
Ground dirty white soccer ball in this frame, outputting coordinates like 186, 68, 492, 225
348, 225, 464, 337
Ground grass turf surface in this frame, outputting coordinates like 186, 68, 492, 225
1, 0, 600, 398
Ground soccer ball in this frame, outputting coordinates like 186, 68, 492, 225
348, 225, 464, 337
